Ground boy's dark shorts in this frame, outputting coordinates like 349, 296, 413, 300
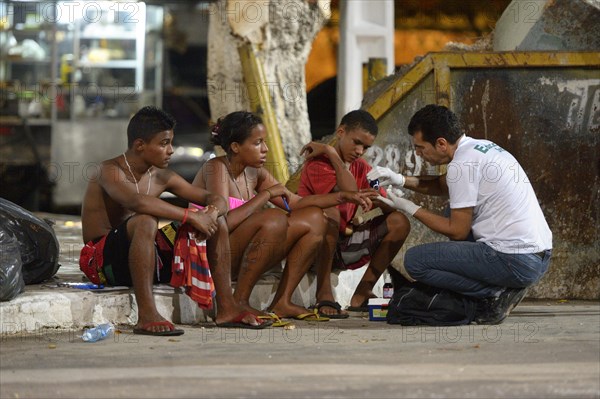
334, 215, 388, 270
79, 219, 174, 286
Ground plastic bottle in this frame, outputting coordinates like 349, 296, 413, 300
383, 274, 394, 299
81, 323, 114, 342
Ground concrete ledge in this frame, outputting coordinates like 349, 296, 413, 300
1, 267, 383, 334
1, 213, 385, 334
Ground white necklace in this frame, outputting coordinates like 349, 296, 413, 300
225, 157, 250, 202
122, 152, 152, 195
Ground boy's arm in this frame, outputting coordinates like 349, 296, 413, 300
289, 190, 375, 211
256, 166, 375, 211
300, 141, 357, 191
99, 163, 221, 237
98, 162, 177, 217
166, 170, 227, 216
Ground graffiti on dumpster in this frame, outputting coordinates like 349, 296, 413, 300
364, 144, 439, 177
539, 78, 600, 133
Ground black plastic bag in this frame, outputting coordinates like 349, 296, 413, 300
0, 198, 60, 284
0, 230, 25, 301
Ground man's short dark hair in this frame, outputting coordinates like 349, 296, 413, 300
340, 110, 378, 136
127, 106, 176, 148
408, 104, 462, 145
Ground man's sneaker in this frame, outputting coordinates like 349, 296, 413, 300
475, 287, 528, 325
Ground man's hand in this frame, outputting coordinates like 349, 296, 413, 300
377, 188, 421, 216
367, 166, 406, 187
300, 141, 334, 161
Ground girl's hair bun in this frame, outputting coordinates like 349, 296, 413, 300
210, 118, 223, 146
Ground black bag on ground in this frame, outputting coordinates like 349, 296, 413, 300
0, 229, 25, 301
0, 198, 60, 284
386, 268, 477, 326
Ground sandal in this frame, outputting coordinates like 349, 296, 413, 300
310, 300, 349, 319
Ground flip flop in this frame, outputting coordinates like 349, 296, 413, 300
257, 313, 292, 328
133, 320, 185, 336
216, 311, 272, 329
292, 309, 330, 322
310, 300, 349, 319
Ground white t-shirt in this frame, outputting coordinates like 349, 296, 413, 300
447, 136, 552, 254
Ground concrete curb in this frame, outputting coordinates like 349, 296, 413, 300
0, 214, 383, 335
1, 267, 382, 334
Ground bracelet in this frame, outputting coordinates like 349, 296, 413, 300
265, 188, 273, 199
182, 208, 189, 224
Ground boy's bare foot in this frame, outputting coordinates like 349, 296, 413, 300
136, 312, 174, 333
349, 281, 379, 309
349, 293, 377, 309
135, 312, 184, 336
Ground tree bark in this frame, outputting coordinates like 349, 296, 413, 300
207, 0, 330, 171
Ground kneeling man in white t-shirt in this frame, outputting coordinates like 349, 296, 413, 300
368, 104, 552, 325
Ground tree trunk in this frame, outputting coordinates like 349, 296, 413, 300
207, 0, 330, 171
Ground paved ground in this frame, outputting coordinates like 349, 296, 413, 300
1, 301, 599, 398
1, 214, 599, 398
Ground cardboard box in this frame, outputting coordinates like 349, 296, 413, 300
368, 298, 390, 321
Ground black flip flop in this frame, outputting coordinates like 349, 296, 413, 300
133, 321, 185, 336
312, 300, 349, 319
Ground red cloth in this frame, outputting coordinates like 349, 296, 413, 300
298, 156, 383, 233
79, 236, 108, 285
170, 224, 215, 310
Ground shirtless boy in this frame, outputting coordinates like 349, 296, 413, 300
80, 106, 267, 335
